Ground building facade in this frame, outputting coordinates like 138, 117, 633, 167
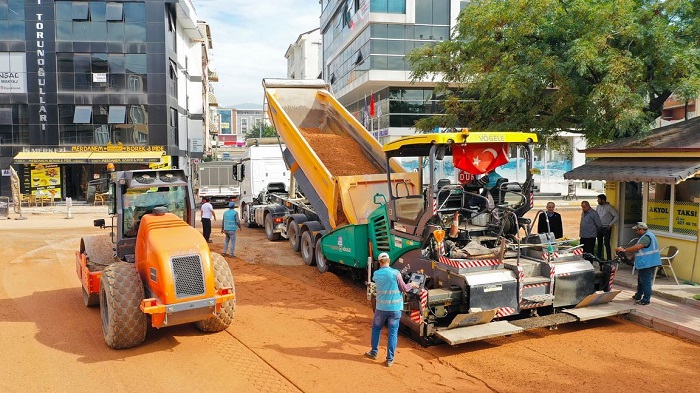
0, 0, 210, 201
216, 106, 263, 148
285, 28, 322, 80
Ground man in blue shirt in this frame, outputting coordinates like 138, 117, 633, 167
221, 201, 241, 257
365, 252, 418, 367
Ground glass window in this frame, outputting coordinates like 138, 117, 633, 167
125, 54, 147, 74
7, 0, 24, 20
90, 2, 106, 22
387, 0, 406, 13
58, 73, 74, 91
92, 53, 108, 73
371, 39, 388, 54
387, 25, 404, 39
108, 106, 127, 123
91, 22, 108, 43
433, 0, 450, 25
415, 0, 432, 24
387, 40, 404, 55
7, 20, 23, 40
108, 73, 126, 92
124, 3, 146, 23
72, 2, 89, 21
108, 54, 124, 73
106, 3, 123, 21
73, 22, 90, 41
387, 56, 405, 70
124, 22, 146, 42
56, 21, 72, 41
107, 22, 124, 41
74, 106, 93, 124
56, 2, 73, 21
93, 105, 108, 124
0, 108, 12, 125
127, 74, 145, 92
371, 24, 387, 39
371, 54, 388, 70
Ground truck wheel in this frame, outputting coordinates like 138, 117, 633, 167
265, 214, 281, 241
300, 231, 316, 266
100, 262, 147, 349
288, 220, 301, 252
241, 204, 256, 228
314, 236, 330, 273
196, 253, 236, 332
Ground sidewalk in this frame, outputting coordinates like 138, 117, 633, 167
611, 262, 700, 343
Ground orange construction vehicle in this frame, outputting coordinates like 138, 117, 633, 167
75, 169, 235, 349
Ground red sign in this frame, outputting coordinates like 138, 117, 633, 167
453, 143, 509, 175
458, 170, 475, 184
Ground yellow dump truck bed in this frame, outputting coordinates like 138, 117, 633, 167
263, 79, 414, 227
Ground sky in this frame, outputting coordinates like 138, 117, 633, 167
193, 0, 321, 107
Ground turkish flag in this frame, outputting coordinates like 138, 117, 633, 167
453, 143, 509, 175
369, 93, 375, 117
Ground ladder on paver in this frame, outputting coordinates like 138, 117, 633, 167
563, 181, 577, 201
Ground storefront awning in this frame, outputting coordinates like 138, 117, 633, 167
88, 151, 164, 164
564, 158, 700, 184
14, 152, 92, 164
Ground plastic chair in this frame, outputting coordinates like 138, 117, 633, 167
654, 246, 680, 285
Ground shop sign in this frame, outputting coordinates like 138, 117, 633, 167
673, 202, 698, 232
1, 169, 10, 176
647, 200, 670, 229
92, 73, 107, 83
30, 164, 62, 199
149, 156, 171, 170
70, 142, 165, 152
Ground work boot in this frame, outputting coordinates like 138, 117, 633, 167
364, 351, 377, 360
385, 360, 393, 367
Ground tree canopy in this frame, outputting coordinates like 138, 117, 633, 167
406, 0, 700, 145
245, 123, 277, 139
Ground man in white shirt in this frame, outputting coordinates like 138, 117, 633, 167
596, 194, 619, 260
200, 198, 216, 243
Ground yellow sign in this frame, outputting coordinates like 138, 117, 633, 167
30, 164, 62, 199
70, 143, 165, 152
647, 200, 670, 229
673, 202, 698, 232
149, 155, 172, 170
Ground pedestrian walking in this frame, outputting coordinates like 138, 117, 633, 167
616, 222, 661, 305
200, 197, 216, 243
596, 194, 619, 260
221, 201, 241, 257
537, 201, 563, 239
579, 200, 602, 255
365, 252, 418, 367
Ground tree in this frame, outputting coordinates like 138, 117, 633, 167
245, 123, 277, 140
406, 0, 700, 145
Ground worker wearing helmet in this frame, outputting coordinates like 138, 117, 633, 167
221, 201, 241, 257
365, 252, 418, 367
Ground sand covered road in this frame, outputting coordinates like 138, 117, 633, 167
0, 210, 698, 392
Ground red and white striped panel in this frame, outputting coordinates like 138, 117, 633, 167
523, 282, 548, 289
529, 192, 534, 208
608, 264, 618, 291
438, 255, 501, 269
432, 200, 437, 215
548, 263, 555, 295
409, 289, 429, 324
520, 302, 547, 310
496, 307, 516, 318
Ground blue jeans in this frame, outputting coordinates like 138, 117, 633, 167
636, 266, 656, 302
223, 230, 237, 255
369, 310, 402, 362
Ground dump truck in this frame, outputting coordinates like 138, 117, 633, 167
257, 78, 631, 345
75, 169, 235, 349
